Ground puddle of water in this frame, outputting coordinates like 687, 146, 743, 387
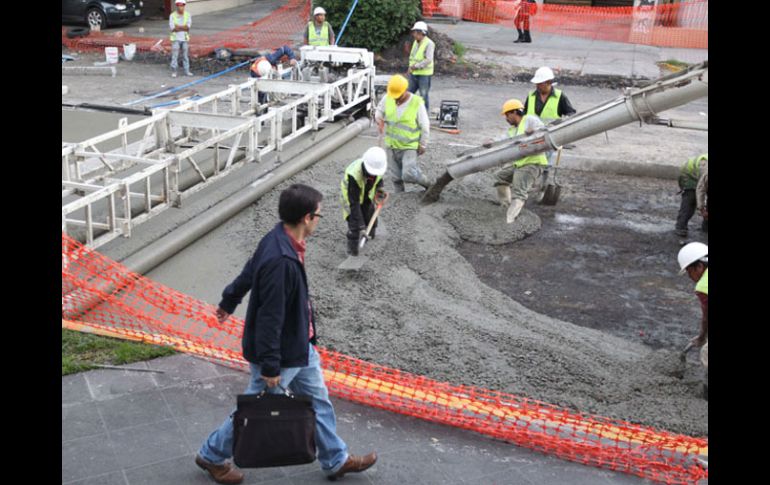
555, 213, 669, 234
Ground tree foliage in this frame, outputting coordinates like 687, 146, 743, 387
318, 0, 422, 52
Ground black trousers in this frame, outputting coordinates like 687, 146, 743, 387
676, 189, 706, 232
346, 201, 376, 239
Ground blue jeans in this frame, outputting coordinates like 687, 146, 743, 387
408, 74, 431, 112
170, 41, 190, 74
198, 343, 349, 474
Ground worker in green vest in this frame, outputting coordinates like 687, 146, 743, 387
407, 21, 435, 113
304, 6, 335, 46
493, 98, 548, 224
340, 147, 389, 256
375, 74, 433, 192
677, 242, 708, 399
675, 153, 708, 238
169, 0, 193, 78
525, 66, 576, 187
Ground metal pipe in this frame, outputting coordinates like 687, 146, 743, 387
423, 62, 708, 203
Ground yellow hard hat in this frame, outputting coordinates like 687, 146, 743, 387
387, 74, 409, 99
501, 98, 524, 115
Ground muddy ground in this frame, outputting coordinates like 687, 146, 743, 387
64, 50, 708, 437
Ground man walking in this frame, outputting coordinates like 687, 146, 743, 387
305, 6, 335, 46
407, 21, 435, 113
195, 184, 377, 484
169, 0, 193, 78
493, 98, 547, 223
340, 147, 388, 256
376, 74, 433, 192
514, 0, 538, 43
675, 153, 708, 237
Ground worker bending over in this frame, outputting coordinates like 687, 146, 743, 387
340, 147, 388, 256
677, 242, 708, 398
675, 153, 708, 238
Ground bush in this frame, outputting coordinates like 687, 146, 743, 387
318, 0, 422, 52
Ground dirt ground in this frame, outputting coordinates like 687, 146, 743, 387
63, 48, 708, 437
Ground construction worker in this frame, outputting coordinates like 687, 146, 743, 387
375, 74, 433, 192
677, 242, 708, 398
407, 21, 435, 113
493, 99, 547, 223
675, 153, 708, 237
696, 160, 708, 233
525, 66, 576, 186
513, 0, 537, 43
340, 147, 389, 256
304, 6, 335, 46
169, 0, 193, 78
249, 46, 298, 78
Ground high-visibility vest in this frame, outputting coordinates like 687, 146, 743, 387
507, 115, 548, 168
678, 153, 708, 190
695, 268, 708, 295
340, 159, 381, 219
527, 89, 562, 122
307, 21, 330, 46
170, 11, 191, 41
384, 94, 423, 150
409, 37, 434, 76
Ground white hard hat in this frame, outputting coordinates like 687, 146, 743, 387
531, 66, 555, 84
677, 242, 708, 274
175, 0, 186, 5
256, 59, 272, 77
314, 6, 326, 15
362, 147, 387, 176
412, 21, 428, 32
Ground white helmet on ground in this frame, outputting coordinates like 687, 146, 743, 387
677, 242, 708, 274
531, 66, 555, 84
256, 59, 272, 77
412, 21, 429, 33
313, 7, 326, 16
362, 147, 387, 176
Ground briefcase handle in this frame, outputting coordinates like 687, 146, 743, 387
256, 383, 296, 399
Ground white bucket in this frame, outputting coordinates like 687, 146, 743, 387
123, 43, 136, 61
105, 46, 119, 64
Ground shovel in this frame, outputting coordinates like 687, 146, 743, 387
541, 147, 563, 206
337, 193, 388, 272
679, 341, 696, 362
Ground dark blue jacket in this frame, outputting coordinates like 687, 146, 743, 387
219, 222, 316, 377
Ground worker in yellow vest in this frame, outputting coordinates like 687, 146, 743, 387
525, 66, 576, 186
375, 74, 433, 192
676, 153, 708, 238
677, 242, 708, 398
493, 99, 547, 224
340, 147, 389, 256
304, 7, 335, 46
407, 21, 435, 113
169, 0, 193, 78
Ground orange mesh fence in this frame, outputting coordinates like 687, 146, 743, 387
423, 0, 707, 49
61, 0, 310, 58
62, 233, 708, 484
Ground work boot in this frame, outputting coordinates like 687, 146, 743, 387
514, 29, 524, 42
347, 237, 359, 256
523, 30, 532, 43
506, 199, 525, 224
195, 455, 244, 485
496, 186, 512, 207
328, 452, 377, 481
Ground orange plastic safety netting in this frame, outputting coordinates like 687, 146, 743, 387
62, 233, 708, 484
61, 0, 310, 58
423, 0, 707, 49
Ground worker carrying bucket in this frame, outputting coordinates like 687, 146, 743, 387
340, 147, 389, 256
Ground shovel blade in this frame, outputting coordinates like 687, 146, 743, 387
541, 184, 561, 205
337, 255, 369, 271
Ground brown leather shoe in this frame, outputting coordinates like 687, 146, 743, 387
195, 454, 244, 484
328, 452, 377, 480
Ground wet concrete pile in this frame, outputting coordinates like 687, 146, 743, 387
229, 132, 707, 438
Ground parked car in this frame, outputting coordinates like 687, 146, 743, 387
62, 1, 144, 30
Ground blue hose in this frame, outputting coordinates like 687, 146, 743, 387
335, 0, 360, 46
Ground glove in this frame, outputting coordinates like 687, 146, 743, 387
374, 190, 388, 204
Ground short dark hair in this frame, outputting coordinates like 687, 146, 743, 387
279, 184, 323, 224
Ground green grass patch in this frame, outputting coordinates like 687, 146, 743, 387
62, 329, 175, 375
452, 41, 467, 60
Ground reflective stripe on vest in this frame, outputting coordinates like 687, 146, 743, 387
340, 159, 381, 219
308, 21, 330, 46
384, 94, 423, 150
170, 11, 191, 41
511, 115, 548, 168
679, 153, 708, 190
527, 89, 561, 122
695, 268, 708, 295
409, 37, 434, 76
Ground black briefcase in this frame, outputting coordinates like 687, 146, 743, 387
232, 387, 317, 468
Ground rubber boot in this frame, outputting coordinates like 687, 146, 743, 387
496, 186, 512, 207
514, 29, 524, 43
506, 199, 525, 224
523, 30, 532, 43
346, 237, 359, 256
